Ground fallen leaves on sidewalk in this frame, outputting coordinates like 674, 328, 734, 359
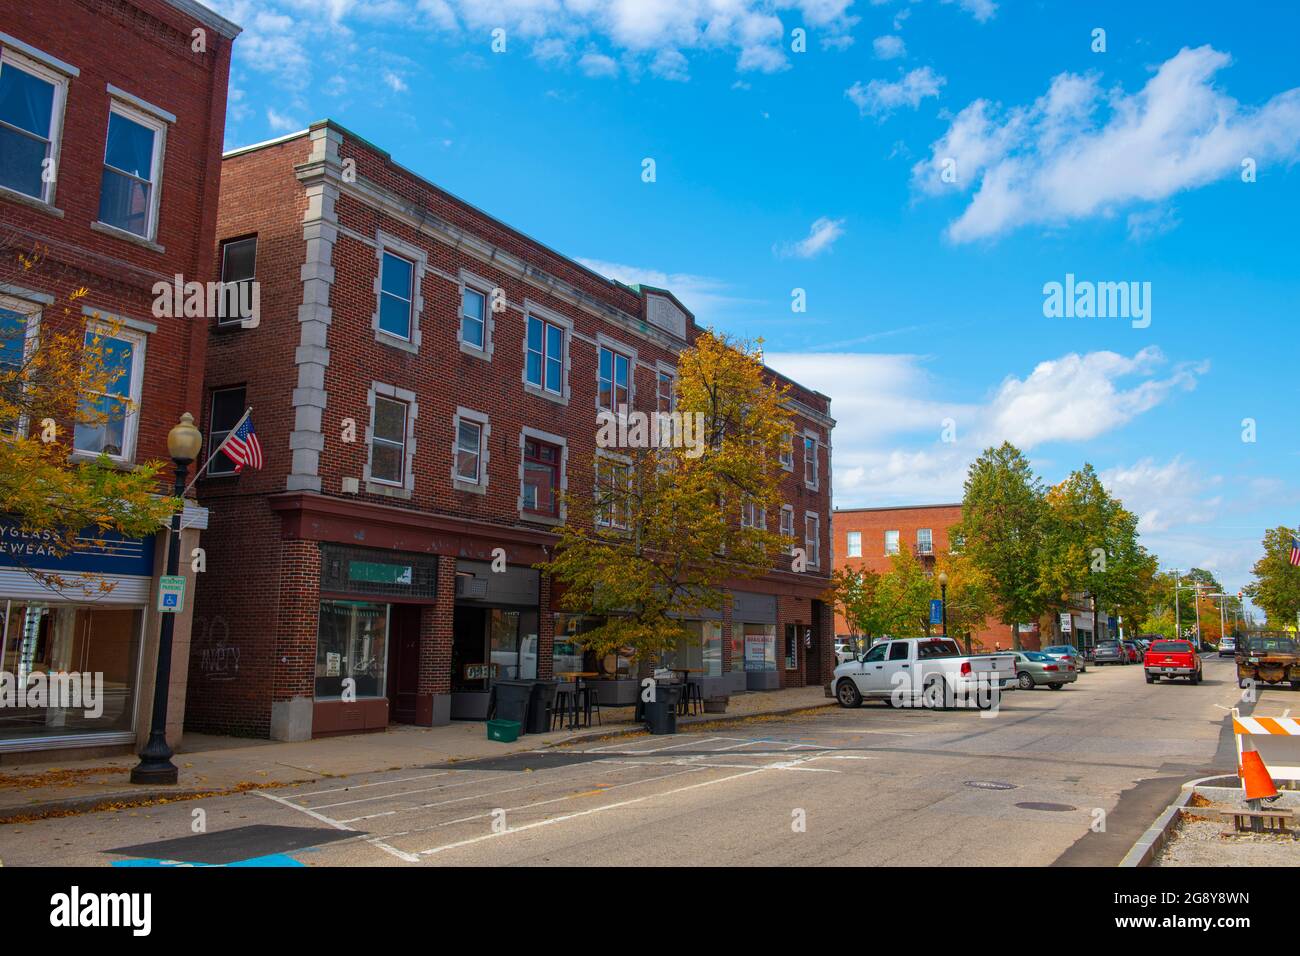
0, 766, 127, 790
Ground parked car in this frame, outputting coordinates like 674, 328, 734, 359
1042, 644, 1087, 674
1144, 640, 1202, 684
1218, 635, 1237, 658
1121, 641, 1142, 663
1093, 640, 1128, 665
1011, 650, 1078, 690
1236, 634, 1300, 688
833, 637, 1017, 709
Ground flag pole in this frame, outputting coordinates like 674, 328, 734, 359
182, 406, 251, 498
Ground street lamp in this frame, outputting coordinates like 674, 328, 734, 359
938, 571, 954, 647
131, 412, 202, 786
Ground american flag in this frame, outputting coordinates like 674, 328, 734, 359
1290, 535, 1300, 568
220, 412, 263, 472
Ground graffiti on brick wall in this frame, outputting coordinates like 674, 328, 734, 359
194, 616, 240, 681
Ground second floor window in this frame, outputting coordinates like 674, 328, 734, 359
455, 418, 483, 484
595, 457, 630, 529
598, 345, 630, 411
73, 325, 143, 461
461, 286, 486, 350
0, 54, 63, 203
885, 529, 899, 555
378, 252, 414, 339
207, 386, 246, 476
805, 513, 820, 568
218, 236, 257, 326
917, 528, 933, 554
846, 531, 861, 558
779, 432, 794, 470
99, 106, 163, 239
803, 434, 818, 487
523, 438, 561, 518
741, 500, 765, 529
370, 395, 407, 485
526, 314, 564, 395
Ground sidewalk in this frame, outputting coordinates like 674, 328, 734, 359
0, 685, 832, 822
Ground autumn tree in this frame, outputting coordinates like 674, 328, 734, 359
932, 549, 995, 654
955, 442, 1046, 650
539, 331, 793, 665
0, 234, 176, 594
826, 566, 883, 645
1243, 526, 1300, 631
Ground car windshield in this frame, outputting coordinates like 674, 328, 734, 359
1244, 637, 1298, 654
1151, 641, 1190, 653
1024, 651, 1053, 662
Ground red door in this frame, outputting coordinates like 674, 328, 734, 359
387, 605, 421, 724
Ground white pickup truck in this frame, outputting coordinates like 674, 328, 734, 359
832, 637, 1017, 710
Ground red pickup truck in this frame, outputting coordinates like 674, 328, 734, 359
1144, 640, 1202, 684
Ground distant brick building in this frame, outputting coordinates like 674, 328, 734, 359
185, 120, 837, 740
831, 504, 1030, 651
0, 0, 238, 760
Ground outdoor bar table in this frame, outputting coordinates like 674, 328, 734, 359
555, 671, 599, 729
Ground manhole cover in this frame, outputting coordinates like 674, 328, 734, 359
964, 780, 1017, 791
1016, 801, 1076, 812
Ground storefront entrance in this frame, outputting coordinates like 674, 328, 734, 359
449, 560, 540, 720
386, 605, 421, 725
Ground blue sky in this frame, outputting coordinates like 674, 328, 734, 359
210, 0, 1300, 602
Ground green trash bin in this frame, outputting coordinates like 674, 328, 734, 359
486, 719, 521, 743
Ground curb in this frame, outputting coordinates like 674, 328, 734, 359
541, 700, 839, 750
0, 788, 209, 824
1118, 774, 1228, 867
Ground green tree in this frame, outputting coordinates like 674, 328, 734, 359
933, 549, 996, 653
539, 331, 793, 665
955, 442, 1046, 650
1243, 526, 1300, 631
874, 544, 934, 637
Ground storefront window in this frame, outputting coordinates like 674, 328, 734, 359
669, 621, 722, 677
315, 600, 388, 699
0, 602, 142, 742
490, 609, 538, 680
734, 622, 776, 672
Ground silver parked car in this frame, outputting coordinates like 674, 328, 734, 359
1011, 650, 1078, 690
1092, 640, 1128, 665
1041, 644, 1087, 674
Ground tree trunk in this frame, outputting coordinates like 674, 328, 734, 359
1012, 622, 1022, 651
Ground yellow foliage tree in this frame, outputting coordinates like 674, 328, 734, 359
1, 238, 176, 594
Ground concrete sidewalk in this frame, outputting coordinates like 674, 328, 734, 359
0, 685, 832, 821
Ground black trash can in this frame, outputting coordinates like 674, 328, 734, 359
643, 683, 683, 735
489, 679, 535, 730
526, 681, 559, 734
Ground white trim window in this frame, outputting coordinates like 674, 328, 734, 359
779, 505, 795, 550
740, 500, 765, 530
217, 235, 257, 328
524, 309, 567, 400
804, 512, 821, 570
597, 344, 631, 412
917, 528, 933, 555
0, 49, 69, 205
459, 275, 492, 356
98, 101, 165, 240
803, 432, 819, 489
521, 431, 564, 520
884, 529, 900, 556
378, 251, 414, 339
368, 393, 409, 487
594, 453, 631, 530
656, 367, 675, 413
779, 431, 794, 471
452, 407, 490, 493
0, 295, 39, 436
72, 321, 146, 463
846, 530, 862, 558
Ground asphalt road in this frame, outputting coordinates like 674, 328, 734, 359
0, 655, 1275, 867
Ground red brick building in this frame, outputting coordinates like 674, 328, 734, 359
832, 504, 1030, 651
185, 120, 836, 740
0, 0, 238, 759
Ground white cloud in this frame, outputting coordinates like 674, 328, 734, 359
872, 35, 906, 60
847, 67, 945, 118
1099, 457, 1221, 534
382, 70, 408, 93
265, 107, 303, 132
579, 52, 619, 78
575, 258, 751, 322
913, 45, 1300, 243
983, 347, 1205, 449
941, 0, 997, 22
650, 49, 690, 82
773, 216, 846, 259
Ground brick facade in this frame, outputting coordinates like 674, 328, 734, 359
187, 119, 835, 739
0, 0, 238, 755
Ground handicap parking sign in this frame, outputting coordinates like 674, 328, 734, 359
157, 574, 186, 613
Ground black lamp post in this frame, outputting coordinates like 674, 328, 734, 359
938, 569, 950, 638
131, 412, 202, 785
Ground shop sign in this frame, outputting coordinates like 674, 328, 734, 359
157, 575, 186, 613
0, 520, 154, 577
349, 560, 413, 586
464, 663, 497, 681
326, 652, 341, 677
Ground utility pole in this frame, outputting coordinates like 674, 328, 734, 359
1173, 569, 1181, 639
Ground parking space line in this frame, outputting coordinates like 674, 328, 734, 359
289, 771, 452, 798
